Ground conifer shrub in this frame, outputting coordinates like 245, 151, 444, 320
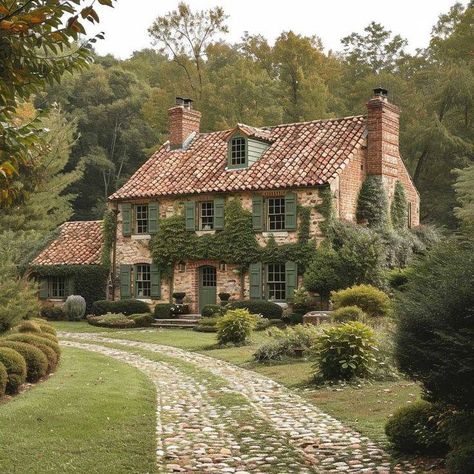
64, 295, 86, 321
356, 175, 389, 228
311, 321, 377, 381
390, 181, 408, 230
331, 285, 391, 318
216, 309, 259, 345
0, 347, 27, 394
17, 320, 42, 333
0, 362, 7, 397
33, 320, 57, 336
6, 333, 61, 359
0, 341, 48, 383
332, 306, 366, 323
226, 300, 283, 319
91, 299, 150, 316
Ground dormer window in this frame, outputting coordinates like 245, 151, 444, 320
229, 136, 247, 168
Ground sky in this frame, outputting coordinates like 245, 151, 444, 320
92, 0, 466, 59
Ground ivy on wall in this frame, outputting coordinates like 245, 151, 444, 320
30, 265, 108, 312
149, 199, 315, 276
101, 209, 117, 269
391, 181, 408, 230
315, 185, 335, 236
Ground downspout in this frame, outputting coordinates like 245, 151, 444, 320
110, 205, 119, 301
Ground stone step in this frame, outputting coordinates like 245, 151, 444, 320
175, 313, 201, 320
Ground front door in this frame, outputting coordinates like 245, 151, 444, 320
198, 266, 217, 313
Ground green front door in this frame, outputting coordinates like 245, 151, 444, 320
198, 266, 217, 313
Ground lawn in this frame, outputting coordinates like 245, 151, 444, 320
0, 347, 157, 474
53, 321, 421, 444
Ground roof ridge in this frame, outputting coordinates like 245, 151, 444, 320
264, 114, 366, 130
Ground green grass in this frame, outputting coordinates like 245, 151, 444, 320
0, 347, 157, 474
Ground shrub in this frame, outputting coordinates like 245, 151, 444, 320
63, 295, 86, 321
35, 332, 59, 343
33, 320, 57, 336
390, 181, 408, 231
40, 305, 65, 321
254, 325, 321, 362
91, 299, 150, 316
387, 268, 413, 291
87, 313, 136, 329
395, 240, 474, 410
0, 362, 7, 397
216, 309, 259, 345
0, 341, 48, 383
356, 175, 389, 228
0, 347, 27, 394
332, 306, 366, 323
311, 321, 377, 381
30, 343, 57, 373
331, 285, 391, 318
17, 320, 42, 334
226, 300, 283, 319
287, 313, 304, 324
201, 304, 225, 318
154, 304, 173, 319
255, 318, 272, 331
385, 401, 447, 454
129, 313, 154, 327
6, 334, 61, 360
446, 445, 474, 474
194, 317, 220, 333
171, 304, 189, 315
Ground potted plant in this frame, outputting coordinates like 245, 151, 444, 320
218, 292, 231, 305
172, 292, 186, 304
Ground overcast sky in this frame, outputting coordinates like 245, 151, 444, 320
92, 0, 465, 59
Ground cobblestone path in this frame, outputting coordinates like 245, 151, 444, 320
61, 332, 414, 474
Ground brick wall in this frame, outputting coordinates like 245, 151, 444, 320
168, 106, 201, 149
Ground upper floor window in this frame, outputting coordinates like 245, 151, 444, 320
267, 197, 285, 231
252, 193, 297, 232
230, 137, 246, 167
199, 201, 214, 230
135, 264, 151, 298
135, 204, 149, 234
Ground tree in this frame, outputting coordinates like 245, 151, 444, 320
0, 0, 115, 207
453, 164, 474, 233
148, 2, 228, 99
391, 181, 408, 230
356, 176, 389, 228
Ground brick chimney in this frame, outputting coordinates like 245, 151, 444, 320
366, 87, 400, 178
168, 97, 201, 150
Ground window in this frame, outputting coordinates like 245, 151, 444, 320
230, 137, 246, 167
135, 204, 149, 234
135, 264, 151, 298
199, 201, 214, 230
49, 276, 66, 299
267, 264, 286, 301
267, 197, 285, 231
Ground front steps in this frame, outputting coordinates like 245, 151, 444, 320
152, 314, 201, 328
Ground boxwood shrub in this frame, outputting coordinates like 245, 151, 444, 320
17, 320, 42, 334
193, 317, 220, 333
91, 299, 150, 316
34, 332, 59, 343
0, 362, 7, 397
0, 347, 27, 394
154, 303, 173, 319
30, 343, 58, 373
129, 313, 154, 327
201, 304, 225, 317
87, 314, 136, 329
6, 334, 61, 360
331, 285, 391, 318
332, 306, 366, 323
226, 300, 283, 319
33, 320, 57, 336
0, 341, 48, 383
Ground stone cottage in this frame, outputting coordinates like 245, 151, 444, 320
102, 89, 419, 313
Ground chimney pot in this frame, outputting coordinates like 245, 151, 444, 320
373, 87, 388, 98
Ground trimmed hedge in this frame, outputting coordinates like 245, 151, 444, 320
17, 320, 42, 334
129, 313, 154, 327
331, 285, 391, 318
0, 347, 27, 394
154, 304, 172, 319
33, 320, 57, 336
87, 314, 135, 329
0, 362, 7, 397
0, 341, 48, 383
34, 332, 59, 343
6, 334, 61, 360
332, 306, 366, 323
91, 299, 150, 316
201, 304, 225, 317
226, 300, 283, 319
30, 343, 57, 372
193, 317, 220, 333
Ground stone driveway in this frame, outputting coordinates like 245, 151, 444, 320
60, 332, 414, 474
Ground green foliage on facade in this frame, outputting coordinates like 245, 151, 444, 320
101, 210, 117, 269
315, 185, 335, 236
391, 181, 408, 230
356, 175, 389, 228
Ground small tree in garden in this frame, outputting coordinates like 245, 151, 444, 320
216, 309, 259, 345
356, 175, 389, 228
390, 181, 408, 230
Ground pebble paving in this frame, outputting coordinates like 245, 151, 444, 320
60, 332, 415, 474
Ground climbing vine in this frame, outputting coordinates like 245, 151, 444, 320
390, 181, 408, 230
101, 209, 117, 269
356, 175, 389, 228
316, 185, 335, 236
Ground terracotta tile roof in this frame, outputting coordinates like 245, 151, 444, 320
32, 221, 103, 266
225, 123, 273, 142
110, 115, 367, 201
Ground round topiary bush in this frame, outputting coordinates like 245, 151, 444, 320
6, 334, 61, 360
201, 304, 225, 318
92, 299, 150, 316
17, 320, 42, 334
0, 347, 27, 394
34, 332, 59, 343
332, 306, 366, 323
0, 362, 7, 397
226, 300, 283, 319
216, 309, 259, 345
385, 401, 447, 454
311, 321, 378, 381
33, 320, 57, 336
63, 295, 87, 321
32, 343, 58, 373
0, 341, 48, 383
331, 284, 391, 318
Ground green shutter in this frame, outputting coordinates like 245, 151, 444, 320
285, 193, 297, 230
148, 202, 159, 234
65, 277, 75, 297
39, 278, 48, 300
185, 201, 195, 231
214, 197, 225, 230
150, 264, 161, 299
121, 203, 132, 236
252, 196, 263, 231
285, 261, 297, 301
249, 262, 263, 300
120, 264, 131, 299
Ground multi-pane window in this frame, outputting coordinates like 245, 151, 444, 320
49, 276, 65, 298
267, 197, 285, 231
267, 264, 286, 301
135, 264, 151, 298
135, 204, 149, 234
199, 201, 214, 230
230, 137, 246, 166
201, 266, 217, 287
